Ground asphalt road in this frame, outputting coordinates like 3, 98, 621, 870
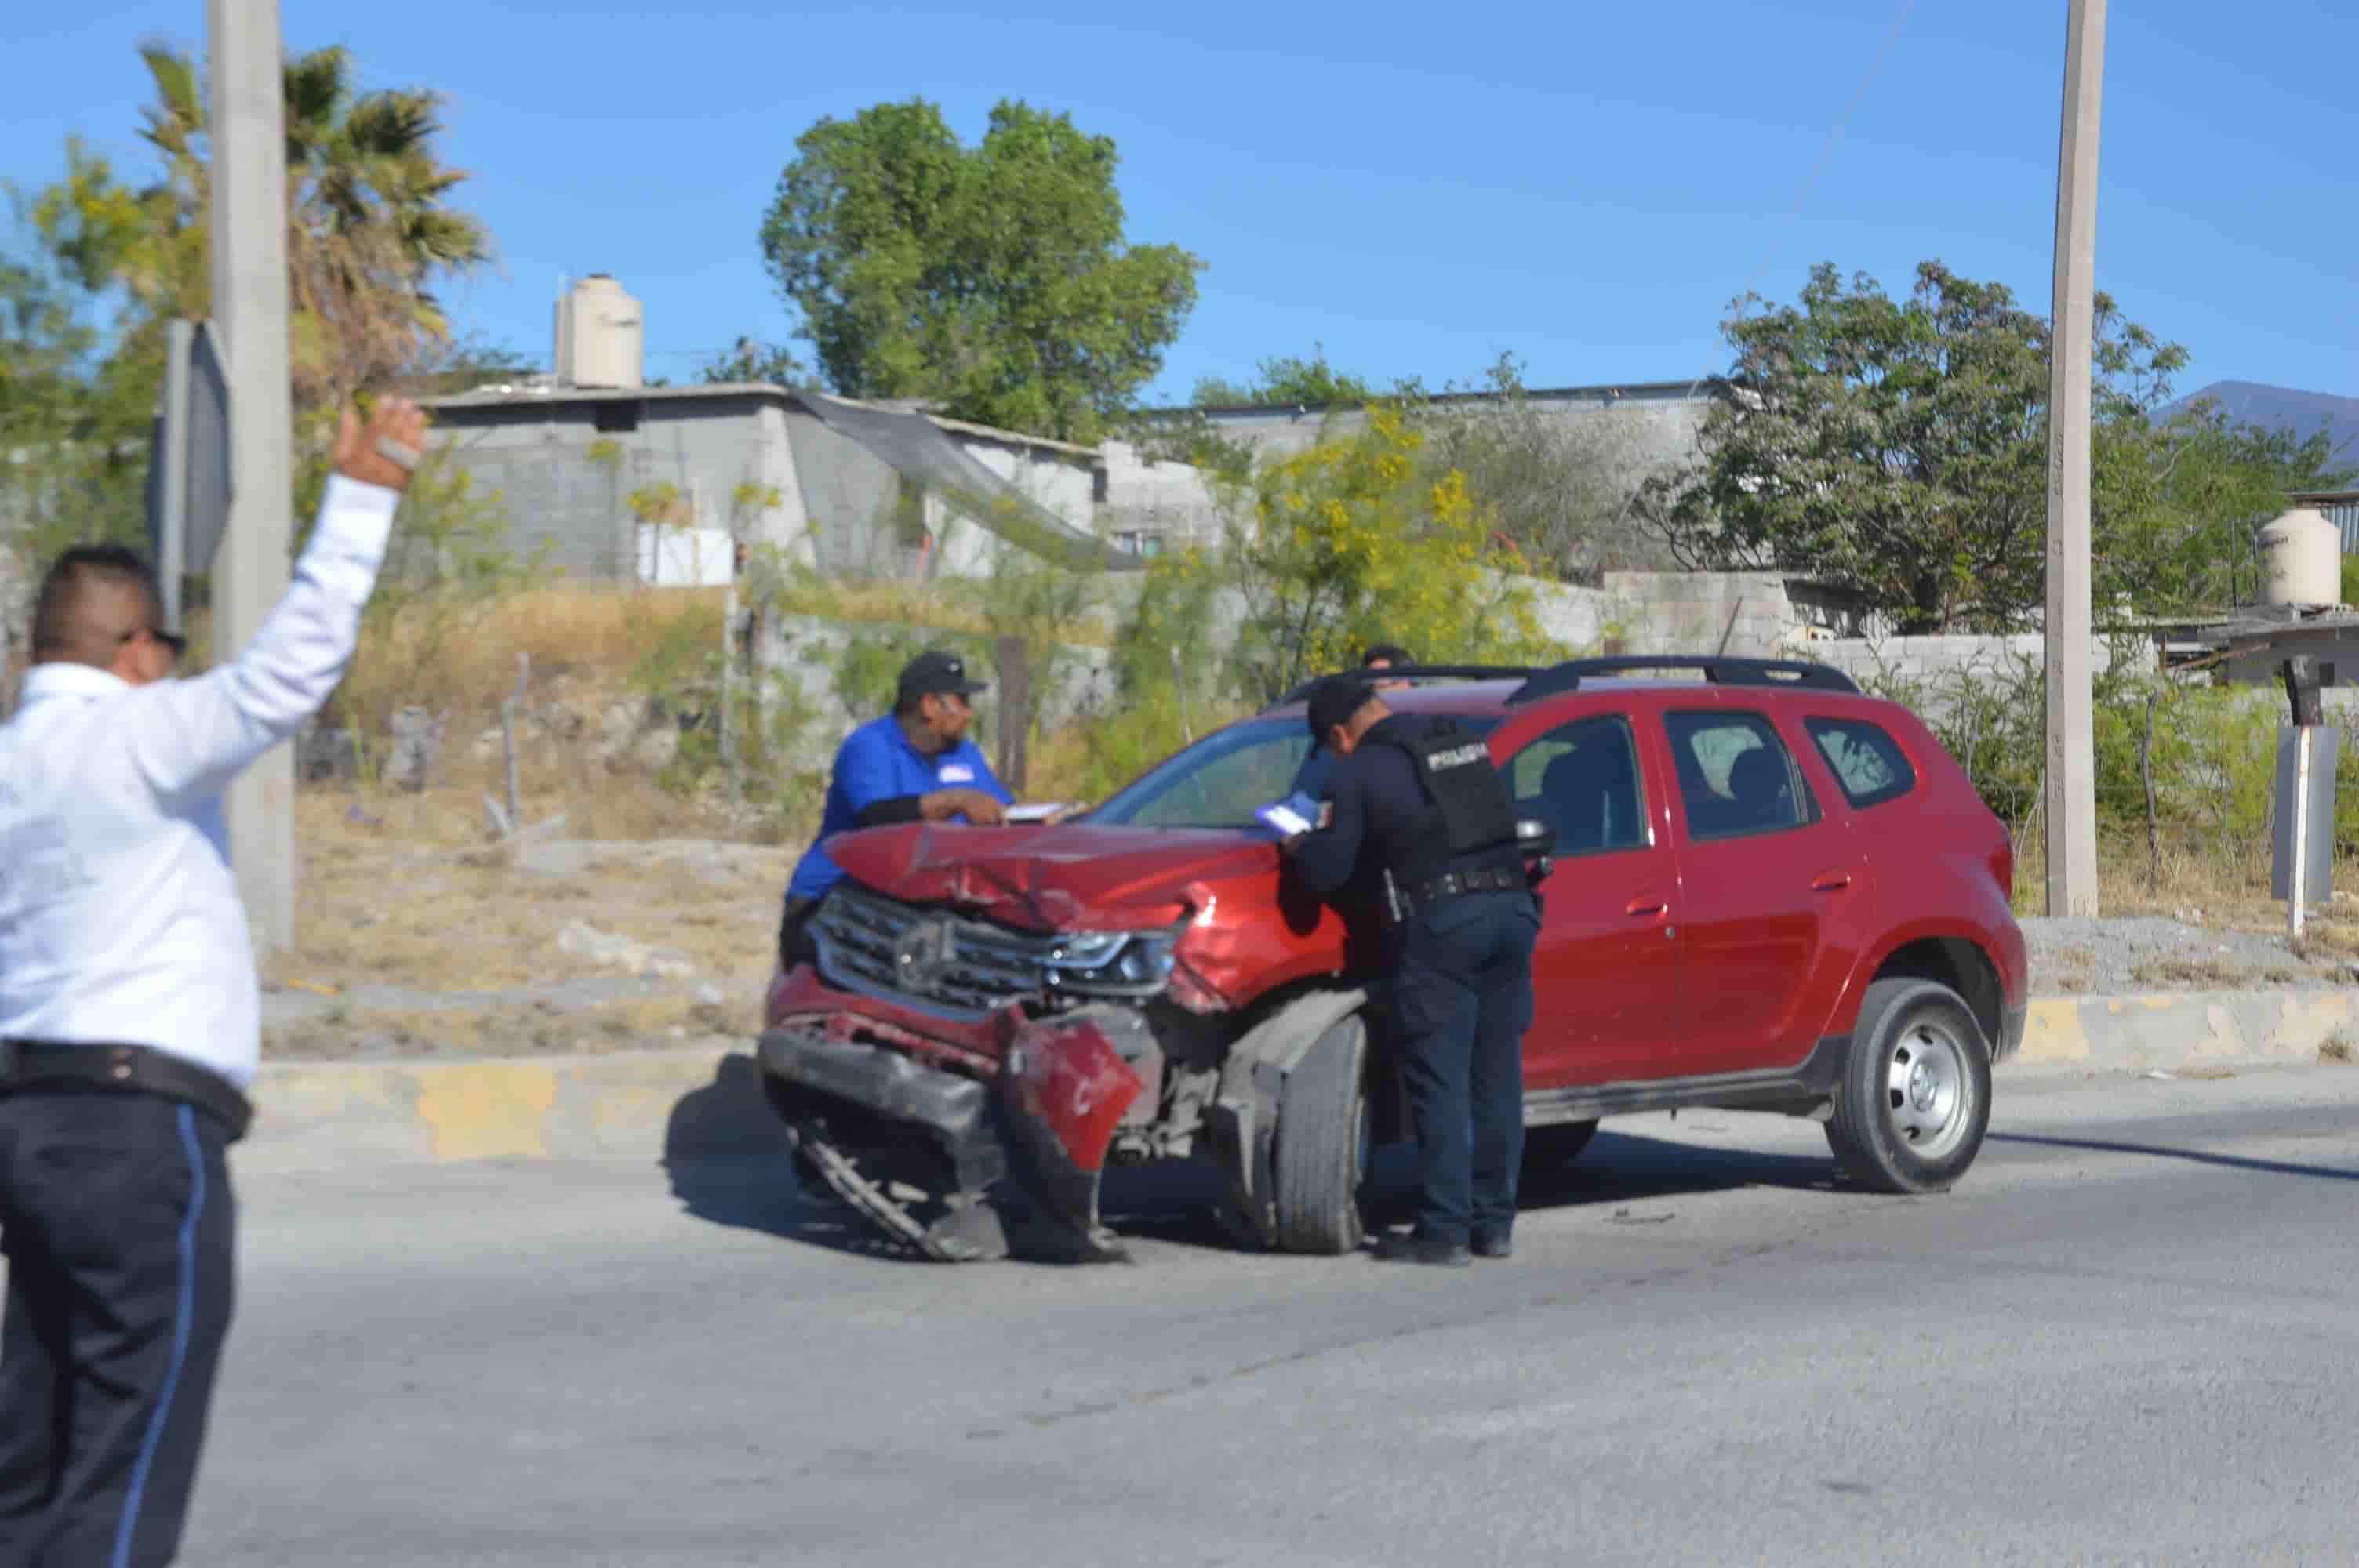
159, 1064, 2359, 1566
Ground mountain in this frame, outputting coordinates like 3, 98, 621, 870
2157, 380, 2359, 470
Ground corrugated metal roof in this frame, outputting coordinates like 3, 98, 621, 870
420, 382, 1105, 460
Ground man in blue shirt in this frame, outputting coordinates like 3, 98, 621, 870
777, 650, 1015, 967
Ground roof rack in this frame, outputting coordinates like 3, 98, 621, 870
1269, 664, 1542, 709
1507, 655, 1859, 705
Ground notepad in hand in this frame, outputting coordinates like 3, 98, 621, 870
1256, 791, 1320, 837
1004, 801, 1068, 823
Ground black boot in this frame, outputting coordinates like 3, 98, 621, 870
1372, 1231, 1472, 1267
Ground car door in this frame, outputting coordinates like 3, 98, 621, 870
1659, 705, 1870, 1076
1503, 711, 1682, 1088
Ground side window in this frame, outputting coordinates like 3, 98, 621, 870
1805, 717, 1917, 810
1509, 716, 1648, 855
1663, 711, 1813, 840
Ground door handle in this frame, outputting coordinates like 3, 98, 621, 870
1625, 895, 1668, 916
1810, 871, 1853, 892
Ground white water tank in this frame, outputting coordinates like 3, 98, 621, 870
2259, 506, 2342, 608
554, 274, 643, 388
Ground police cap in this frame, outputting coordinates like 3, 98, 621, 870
1305, 676, 1378, 743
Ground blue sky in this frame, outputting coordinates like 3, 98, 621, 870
10, 0, 2354, 408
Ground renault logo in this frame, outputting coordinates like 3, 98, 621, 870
893, 918, 957, 991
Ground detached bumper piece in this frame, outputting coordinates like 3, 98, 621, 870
758, 1022, 1142, 1265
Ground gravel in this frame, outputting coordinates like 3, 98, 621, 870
2023, 913, 2359, 996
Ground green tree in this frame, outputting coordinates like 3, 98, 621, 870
758, 98, 1201, 443
700, 336, 807, 388
1190, 343, 1372, 408
2102, 399, 2354, 615
33, 43, 492, 420
1405, 351, 1677, 582
5, 44, 495, 564
1157, 405, 1565, 702
1637, 261, 2185, 633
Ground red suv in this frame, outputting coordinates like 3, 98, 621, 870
758, 656, 2027, 1261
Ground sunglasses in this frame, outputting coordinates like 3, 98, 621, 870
122, 625, 187, 662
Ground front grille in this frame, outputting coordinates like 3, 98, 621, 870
813, 885, 1056, 1019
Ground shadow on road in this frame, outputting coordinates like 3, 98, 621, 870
660, 1054, 922, 1261
1989, 1131, 2359, 1184
660, 1061, 1858, 1264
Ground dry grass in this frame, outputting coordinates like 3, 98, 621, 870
2321, 1033, 2354, 1065
272, 793, 794, 995
2128, 956, 2248, 989
336, 583, 728, 739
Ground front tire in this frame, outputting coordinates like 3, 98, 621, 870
1273, 1014, 1371, 1254
1825, 978, 1992, 1193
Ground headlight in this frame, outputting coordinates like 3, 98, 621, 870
1043, 929, 1180, 999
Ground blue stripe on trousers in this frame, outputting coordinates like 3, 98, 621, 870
111, 1105, 205, 1568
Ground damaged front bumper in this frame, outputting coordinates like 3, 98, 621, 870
758, 1003, 1147, 1263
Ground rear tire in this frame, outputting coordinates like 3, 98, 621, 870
1825, 978, 1991, 1193
1521, 1119, 1599, 1173
1273, 1014, 1371, 1254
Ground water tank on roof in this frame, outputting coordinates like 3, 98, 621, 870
2259, 506, 2341, 608
554, 274, 643, 389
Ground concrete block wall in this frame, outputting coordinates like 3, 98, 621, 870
1097, 441, 1227, 554
1596, 571, 1806, 657
754, 612, 1117, 773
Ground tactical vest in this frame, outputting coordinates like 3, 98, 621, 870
1365, 716, 1522, 889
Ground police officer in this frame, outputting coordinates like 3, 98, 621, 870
0, 397, 427, 1563
1283, 676, 1541, 1265
776, 650, 1013, 968
1286, 642, 1415, 801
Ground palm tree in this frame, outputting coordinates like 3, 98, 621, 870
126, 41, 494, 412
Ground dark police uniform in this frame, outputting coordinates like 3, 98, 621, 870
1289, 691, 1540, 1259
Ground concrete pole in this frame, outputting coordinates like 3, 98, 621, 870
208, 0, 297, 953
2044, 0, 2105, 918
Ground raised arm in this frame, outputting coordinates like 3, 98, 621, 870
124, 399, 424, 804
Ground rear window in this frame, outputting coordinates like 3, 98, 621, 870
1805, 717, 1917, 809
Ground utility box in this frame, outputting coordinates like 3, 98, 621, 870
2271, 724, 2340, 906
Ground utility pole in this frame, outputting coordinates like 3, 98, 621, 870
209, 0, 297, 953
2045, 0, 2105, 917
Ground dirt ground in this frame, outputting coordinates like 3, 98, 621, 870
260, 793, 790, 1062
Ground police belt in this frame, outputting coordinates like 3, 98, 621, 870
1397, 862, 1525, 910
0, 1040, 253, 1141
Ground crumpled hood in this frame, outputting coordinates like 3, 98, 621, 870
826, 822, 1277, 931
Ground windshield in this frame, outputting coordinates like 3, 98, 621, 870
1088, 713, 1500, 832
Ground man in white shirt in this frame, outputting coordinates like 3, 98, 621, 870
0, 396, 423, 1566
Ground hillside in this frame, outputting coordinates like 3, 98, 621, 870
2159, 380, 2359, 469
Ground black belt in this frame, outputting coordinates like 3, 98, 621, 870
1402, 864, 1525, 908
0, 1040, 253, 1141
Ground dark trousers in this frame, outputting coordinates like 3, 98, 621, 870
1391, 890, 1541, 1247
0, 1091, 236, 1568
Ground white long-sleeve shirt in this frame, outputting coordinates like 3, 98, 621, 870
0, 475, 400, 1088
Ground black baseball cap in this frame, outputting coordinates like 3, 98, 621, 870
1305, 676, 1377, 743
897, 649, 987, 706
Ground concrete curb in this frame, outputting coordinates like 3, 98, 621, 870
237, 1047, 785, 1175
2012, 989, 2354, 1076
234, 989, 2359, 1174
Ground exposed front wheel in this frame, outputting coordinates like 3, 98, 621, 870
1272, 1014, 1371, 1254
1825, 978, 1992, 1193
